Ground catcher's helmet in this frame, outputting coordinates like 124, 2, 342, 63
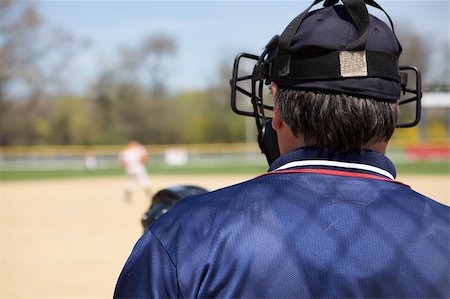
230, 0, 422, 165
141, 185, 208, 229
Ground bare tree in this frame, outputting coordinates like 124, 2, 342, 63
396, 24, 430, 81
0, 1, 43, 145
140, 34, 177, 97
0, 0, 86, 145
117, 46, 141, 82
43, 28, 90, 95
0, 0, 43, 102
430, 40, 450, 87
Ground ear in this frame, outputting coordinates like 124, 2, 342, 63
271, 83, 283, 131
272, 107, 283, 131
270, 83, 279, 96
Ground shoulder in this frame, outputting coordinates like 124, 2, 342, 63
148, 175, 269, 245
371, 181, 449, 232
404, 187, 449, 218
156, 175, 267, 221
172, 174, 275, 212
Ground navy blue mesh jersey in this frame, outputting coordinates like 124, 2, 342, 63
114, 148, 449, 298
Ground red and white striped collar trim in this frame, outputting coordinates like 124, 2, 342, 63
264, 168, 409, 187
271, 159, 395, 180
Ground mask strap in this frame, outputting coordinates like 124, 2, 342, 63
277, 0, 397, 76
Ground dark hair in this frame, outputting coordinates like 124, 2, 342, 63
274, 89, 398, 151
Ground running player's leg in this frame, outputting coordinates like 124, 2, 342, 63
137, 167, 152, 201
124, 173, 137, 203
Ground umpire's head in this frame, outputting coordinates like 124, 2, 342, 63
231, 0, 421, 163
269, 1, 402, 155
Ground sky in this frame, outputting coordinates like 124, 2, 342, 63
37, 0, 450, 94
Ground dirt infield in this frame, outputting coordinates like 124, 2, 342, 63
1, 174, 448, 298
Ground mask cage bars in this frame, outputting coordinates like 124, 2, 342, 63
230, 52, 422, 131
230, 53, 274, 145
397, 65, 422, 128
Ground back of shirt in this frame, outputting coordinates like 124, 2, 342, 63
114, 150, 449, 298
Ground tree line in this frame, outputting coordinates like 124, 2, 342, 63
1, 1, 447, 146
0, 1, 247, 146
1, 69, 248, 146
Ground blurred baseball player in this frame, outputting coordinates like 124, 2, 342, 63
119, 140, 152, 203
114, 0, 449, 298
84, 151, 97, 172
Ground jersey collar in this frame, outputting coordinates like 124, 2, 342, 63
268, 147, 397, 180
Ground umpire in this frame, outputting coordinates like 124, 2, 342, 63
114, 0, 449, 298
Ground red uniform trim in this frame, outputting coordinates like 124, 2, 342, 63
263, 168, 410, 188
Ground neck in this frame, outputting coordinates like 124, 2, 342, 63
362, 141, 388, 154
289, 141, 389, 155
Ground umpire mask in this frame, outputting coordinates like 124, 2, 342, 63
230, 0, 422, 165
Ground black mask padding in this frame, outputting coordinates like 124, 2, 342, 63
261, 119, 281, 165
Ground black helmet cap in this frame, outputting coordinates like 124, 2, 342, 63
267, 4, 402, 102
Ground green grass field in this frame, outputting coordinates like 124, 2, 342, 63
394, 161, 450, 174
0, 164, 268, 181
0, 161, 448, 181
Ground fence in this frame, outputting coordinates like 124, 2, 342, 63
1, 142, 450, 171
0, 143, 267, 171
